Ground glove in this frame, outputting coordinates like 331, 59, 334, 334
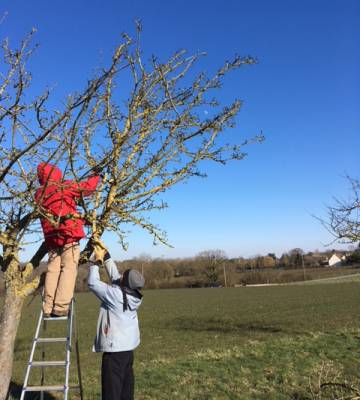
91, 165, 105, 177
92, 237, 108, 264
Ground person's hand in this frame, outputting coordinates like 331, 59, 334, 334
91, 165, 105, 178
92, 237, 108, 264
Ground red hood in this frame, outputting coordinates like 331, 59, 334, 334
37, 163, 62, 185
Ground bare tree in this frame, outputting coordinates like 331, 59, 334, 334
321, 176, 360, 244
0, 24, 262, 398
197, 249, 227, 286
0, 30, 139, 398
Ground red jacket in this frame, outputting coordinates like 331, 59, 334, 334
35, 163, 100, 249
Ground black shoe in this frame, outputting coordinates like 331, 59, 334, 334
50, 311, 68, 318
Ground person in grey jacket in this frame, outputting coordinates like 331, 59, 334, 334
88, 241, 145, 400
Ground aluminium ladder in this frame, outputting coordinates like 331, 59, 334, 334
20, 298, 84, 400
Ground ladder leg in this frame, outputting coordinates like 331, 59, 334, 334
40, 319, 47, 400
64, 299, 74, 400
20, 306, 44, 400
73, 298, 84, 400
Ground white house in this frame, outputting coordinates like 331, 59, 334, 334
328, 253, 346, 267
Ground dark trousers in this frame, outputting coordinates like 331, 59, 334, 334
101, 351, 134, 400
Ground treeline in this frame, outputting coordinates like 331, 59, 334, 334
1, 248, 359, 294
76, 247, 360, 290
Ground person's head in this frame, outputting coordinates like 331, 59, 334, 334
121, 269, 145, 290
37, 163, 62, 184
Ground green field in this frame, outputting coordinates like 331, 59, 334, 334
9, 282, 360, 399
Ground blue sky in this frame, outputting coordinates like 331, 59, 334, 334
3, 0, 359, 260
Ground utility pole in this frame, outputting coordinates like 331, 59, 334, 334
302, 254, 306, 281
223, 263, 227, 288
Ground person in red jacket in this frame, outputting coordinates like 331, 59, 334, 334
35, 163, 100, 317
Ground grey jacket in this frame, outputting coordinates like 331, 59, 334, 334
88, 258, 143, 352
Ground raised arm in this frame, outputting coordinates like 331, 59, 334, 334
69, 175, 100, 198
103, 252, 121, 284
92, 239, 121, 284
88, 264, 121, 306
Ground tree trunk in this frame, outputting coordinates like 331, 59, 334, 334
0, 240, 87, 400
0, 244, 46, 400
0, 289, 24, 400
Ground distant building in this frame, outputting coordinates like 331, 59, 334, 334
310, 253, 329, 266
328, 253, 346, 267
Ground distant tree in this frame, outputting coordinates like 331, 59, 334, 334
288, 248, 304, 268
252, 255, 275, 268
145, 259, 173, 288
289, 248, 304, 256
262, 255, 276, 268
254, 256, 263, 268
234, 257, 247, 271
319, 175, 360, 244
279, 253, 290, 268
346, 247, 360, 264
245, 257, 257, 270
303, 254, 319, 267
174, 259, 199, 277
197, 249, 227, 286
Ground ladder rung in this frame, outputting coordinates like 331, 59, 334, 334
43, 316, 68, 321
30, 361, 67, 367
35, 337, 68, 343
24, 385, 65, 392
24, 385, 80, 392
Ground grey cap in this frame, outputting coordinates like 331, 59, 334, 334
123, 269, 145, 289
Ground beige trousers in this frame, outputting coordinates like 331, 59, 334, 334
43, 242, 80, 315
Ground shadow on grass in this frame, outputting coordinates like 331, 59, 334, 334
168, 317, 284, 334
8, 381, 57, 400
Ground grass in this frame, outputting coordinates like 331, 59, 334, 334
291, 272, 360, 285
9, 282, 360, 399
233, 267, 360, 286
